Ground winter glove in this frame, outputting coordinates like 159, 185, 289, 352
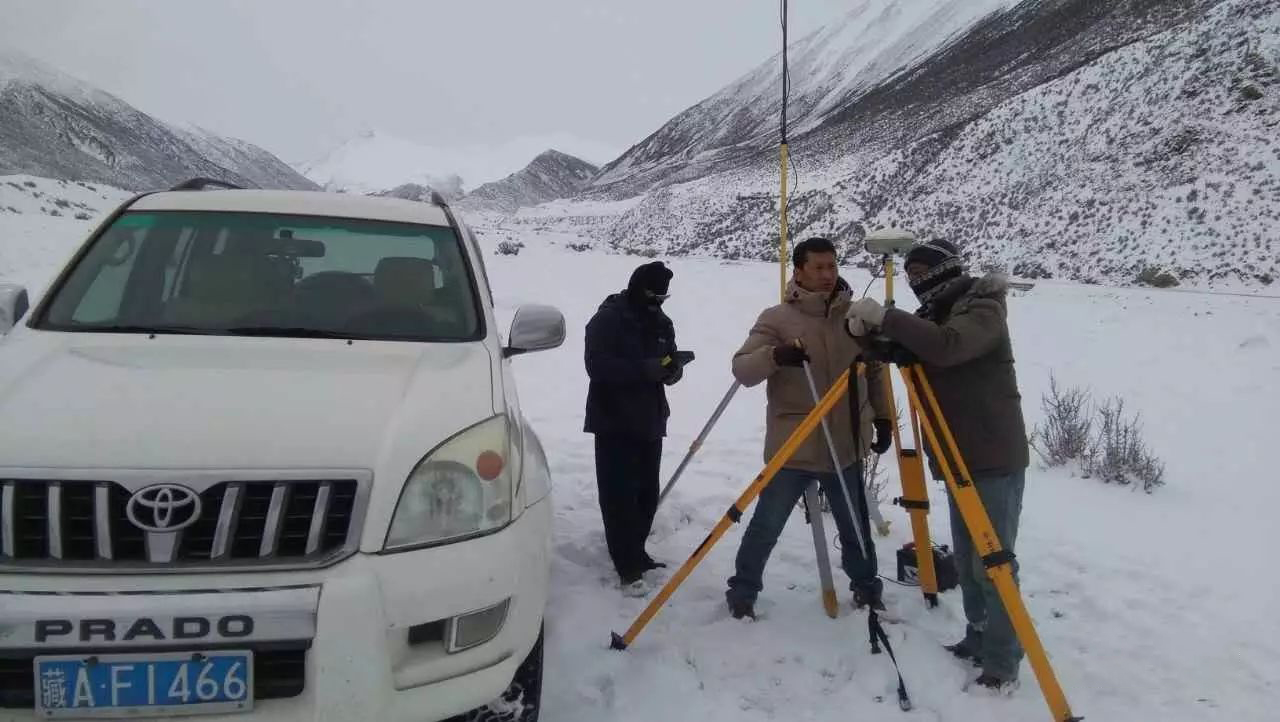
772, 343, 810, 368
662, 362, 684, 386
846, 298, 887, 331
871, 418, 894, 455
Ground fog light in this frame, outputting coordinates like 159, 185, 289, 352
407, 620, 447, 646
447, 599, 510, 653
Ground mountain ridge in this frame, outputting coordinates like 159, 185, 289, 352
0, 50, 317, 192
528, 0, 1278, 288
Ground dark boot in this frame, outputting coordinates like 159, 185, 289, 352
726, 594, 756, 620
945, 624, 984, 665
851, 577, 886, 613
642, 554, 667, 570
970, 673, 1019, 695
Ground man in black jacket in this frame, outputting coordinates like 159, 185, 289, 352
585, 262, 686, 596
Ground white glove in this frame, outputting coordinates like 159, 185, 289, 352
846, 298, 886, 330
847, 316, 869, 337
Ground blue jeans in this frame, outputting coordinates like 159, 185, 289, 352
949, 469, 1027, 681
727, 465, 877, 604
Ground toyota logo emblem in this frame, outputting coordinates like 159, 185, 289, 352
126, 484, 202, 533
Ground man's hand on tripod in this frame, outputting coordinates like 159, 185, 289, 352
863, 335, 919, 365
871, 419, 894, 455
846, 298, 887, 336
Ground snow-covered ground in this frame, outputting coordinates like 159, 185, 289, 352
1, 195, 1276, 721
0, 175, 130, 298
484, 238, 1279, 721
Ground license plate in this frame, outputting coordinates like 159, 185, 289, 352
33, 650, 253, 719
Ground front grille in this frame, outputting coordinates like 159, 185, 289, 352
0, 645, 308, 708
0, 479, 360, 569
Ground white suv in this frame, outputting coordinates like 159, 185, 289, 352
0, 179, 563, 721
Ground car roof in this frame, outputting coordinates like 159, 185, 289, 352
128, 189, 452, 227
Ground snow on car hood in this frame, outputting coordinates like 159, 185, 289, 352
0, 331, 496, 473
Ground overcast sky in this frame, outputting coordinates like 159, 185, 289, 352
0, 0, 850, 164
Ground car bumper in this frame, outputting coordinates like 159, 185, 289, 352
0, 498, 551, 722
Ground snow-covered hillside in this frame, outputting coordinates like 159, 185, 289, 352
537, 0, 1279, 289
0, 50, 316, 192
0, 175, 129, 298
591, 0, 1016, 195
459, 150, 599, 215
299, 128, 616, 196
1, 206, 1277, 720
165, 123, 320, 193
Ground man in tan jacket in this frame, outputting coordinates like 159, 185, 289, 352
726, 237, 894, 620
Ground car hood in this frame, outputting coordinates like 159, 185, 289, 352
0, 331, 497, 472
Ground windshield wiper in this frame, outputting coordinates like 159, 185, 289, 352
75, 324, 228, 336
225, 326, 354, 339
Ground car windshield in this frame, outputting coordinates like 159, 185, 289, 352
37, 210, 482, 341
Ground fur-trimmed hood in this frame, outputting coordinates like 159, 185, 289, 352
970, 272, 1010, 299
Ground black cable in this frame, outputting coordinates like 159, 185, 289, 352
781, 1, 802, 207
779, 0, 789, 146
861, 269, 881, 300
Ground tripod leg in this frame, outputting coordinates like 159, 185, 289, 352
611, 369, 857, 650
881, 369, 940, 605
658, 381, 740, 508
899, 366, 1080, 722
802, 482, 840, 618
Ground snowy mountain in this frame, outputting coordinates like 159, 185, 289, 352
165, 123, 319, 192
299, 129, 466, 197
0, 50, 317, 192
299, 129, 616, 198
555, 0, 1280, 288
459, 150, 599, 214
591, 0, 1016, 197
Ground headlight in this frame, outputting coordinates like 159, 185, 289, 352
384, 414, 520, 551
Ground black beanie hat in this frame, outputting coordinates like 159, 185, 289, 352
904, 239, 961, 270
627, 261, 673, 295
905, 239, 965, 301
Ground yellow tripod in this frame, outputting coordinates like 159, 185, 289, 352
888, 359, 1080, 721
610, 366, 862, 653
861, 229, 1080, 721
872, 243, 941, 607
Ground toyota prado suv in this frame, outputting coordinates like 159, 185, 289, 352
0, 179, 564, 721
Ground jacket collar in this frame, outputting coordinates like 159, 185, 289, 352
785, 277, 853, 317
916, 273, 1009, 320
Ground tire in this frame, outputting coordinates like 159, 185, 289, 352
448, 625, 544, 722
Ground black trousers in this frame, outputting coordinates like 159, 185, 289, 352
594, 434, 662, 581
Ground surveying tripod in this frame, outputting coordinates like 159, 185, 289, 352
611, 230, 1081, 722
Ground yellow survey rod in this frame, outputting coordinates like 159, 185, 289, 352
780, 142, 790, 300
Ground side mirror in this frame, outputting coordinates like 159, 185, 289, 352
0, 284, 30, 334
504, 304, 565, 358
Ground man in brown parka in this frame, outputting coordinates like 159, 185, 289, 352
725, 237, 894, 621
